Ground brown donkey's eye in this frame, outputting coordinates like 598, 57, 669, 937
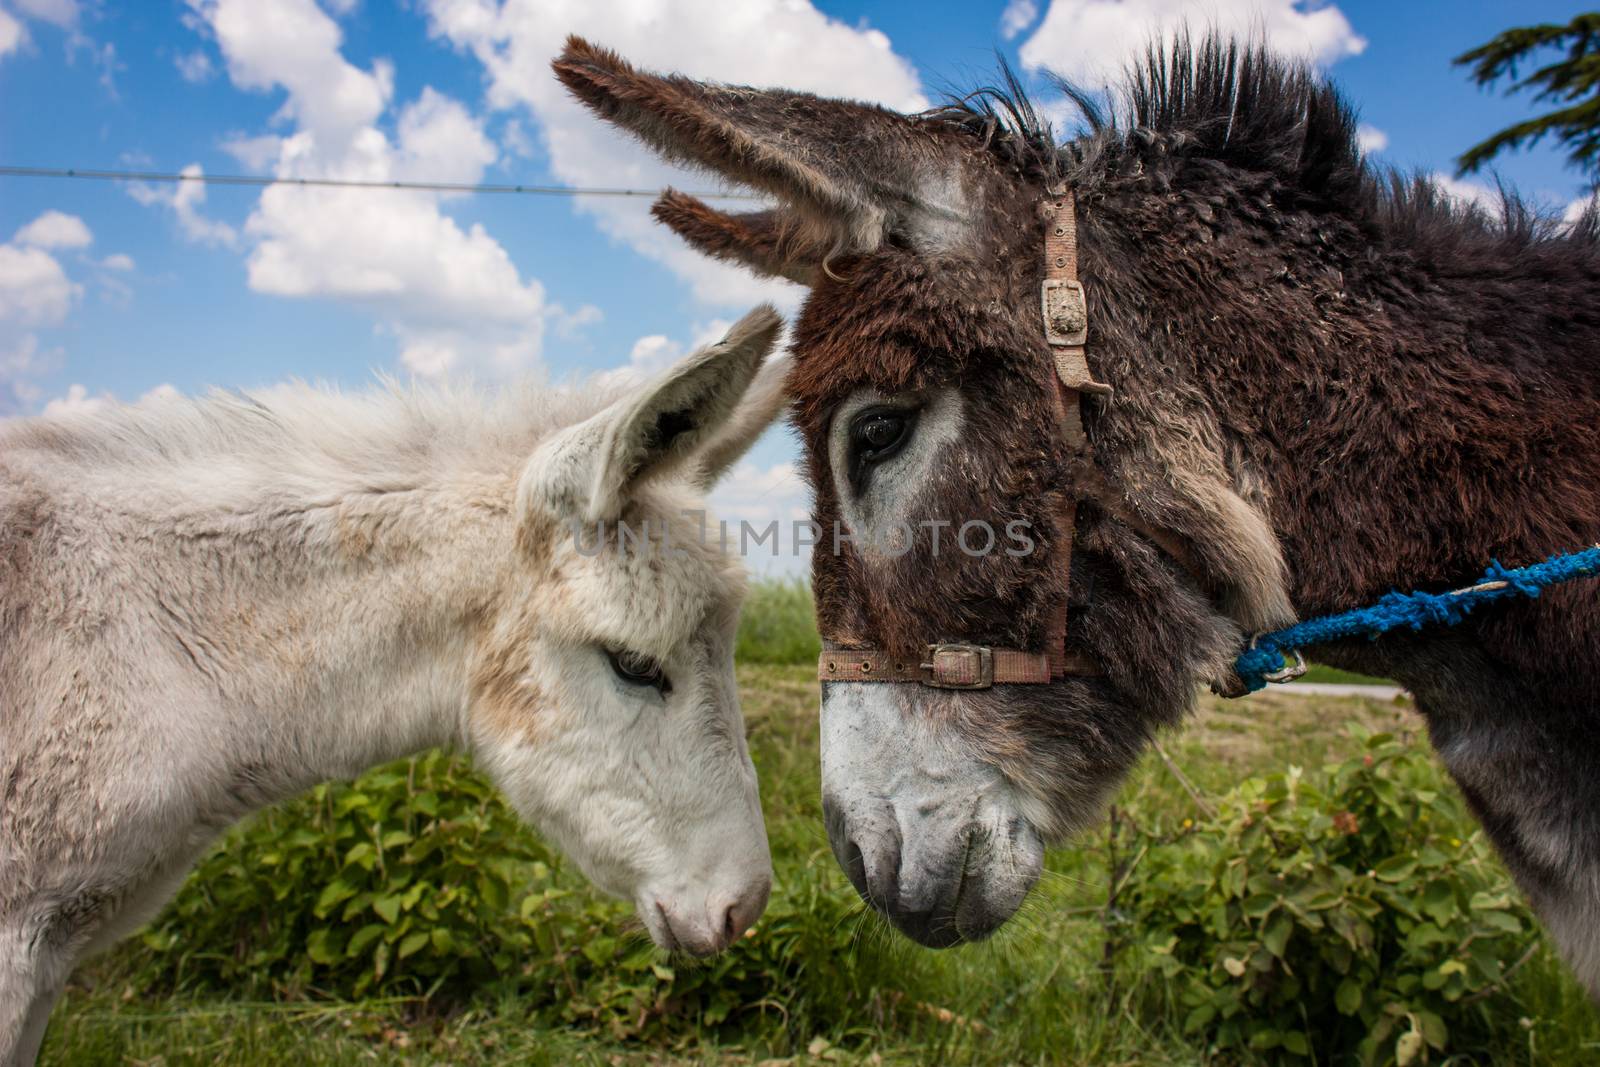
606, 648, 671, 695
848, 406, 917, 494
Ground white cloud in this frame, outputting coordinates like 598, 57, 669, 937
1356, 123, 1387, 154
1000, 0, 1040, 40
1431, 172, 1499, 214
1564, 193, 1598, 225
43, 382, 110, 416
0, 222, 84, 413
179, 0, 562, 379
42, 381, 180, 418
707, 458, 814, 576
0, 0, 81, 64
129, 164, 239, 248
396, 86, 498, 188
1018, 0, 1365, 88
0, 10, 23, 60
421, 0, 926, 309
0, 335, 55, 413
175, 48, 214, 82
13, 0, 78, 26
100, 252, 135, 271
596, 318, 735, 389
0, 243, 79, 325
220, 133, 283, 170
13, 209, 92, 250
500, 117, 535, 159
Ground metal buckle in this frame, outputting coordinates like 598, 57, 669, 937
1263, 649, 1308, 685
921, 644, 994, 689
1041, 279, 1088, 346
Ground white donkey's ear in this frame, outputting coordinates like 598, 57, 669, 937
690, 350, 790, 490
523, 305, 784, 525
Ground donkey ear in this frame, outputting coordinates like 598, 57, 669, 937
554, 37, 977, 270
653, 191, 823, 285
524, 305, 783, 525
690, 350, 791, 490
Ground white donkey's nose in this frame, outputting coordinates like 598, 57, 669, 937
650, 874, 771, 956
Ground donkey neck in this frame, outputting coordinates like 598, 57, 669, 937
1113, 207, 1600, 617
3, 385, 602, 802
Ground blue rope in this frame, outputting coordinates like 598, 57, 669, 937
1234, 544, 1600, 693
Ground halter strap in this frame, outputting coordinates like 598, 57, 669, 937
817, 186, 1112, 688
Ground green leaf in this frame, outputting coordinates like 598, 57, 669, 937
1417, 1010, 1449, 1050
334, 791, 372, 816
1372, 856, 1417, 882
1478, 909, 1524, 934
1263, 914, 1292, 958
313, 877, 357, 918
582, 936, 617, 966
305, 927, 342, 965
373, 895, 402, 925
1182, 1002, 1217, 1033
1335, 977, 1363, 1016
1242, 893, 1278, 919
1421, 880, 1456, 924
346, 923, 386, 958
397, 931, 430, 959
1249, 1027, 1281, 1050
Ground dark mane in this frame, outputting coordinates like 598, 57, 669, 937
922, 32, 1599, 251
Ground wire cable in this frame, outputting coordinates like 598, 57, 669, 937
0, 165, 760, 201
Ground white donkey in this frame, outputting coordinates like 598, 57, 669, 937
0, 307, 788, 1067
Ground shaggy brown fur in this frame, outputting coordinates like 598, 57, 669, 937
556, 34, 1600, 980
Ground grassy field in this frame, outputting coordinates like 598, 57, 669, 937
38, 587, 1598, 1065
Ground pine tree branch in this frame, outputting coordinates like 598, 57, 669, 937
1453, 13, 1600, 181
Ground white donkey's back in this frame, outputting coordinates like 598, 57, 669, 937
0, 307, 787, 1067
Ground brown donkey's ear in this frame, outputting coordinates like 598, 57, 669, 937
652, 191, 825, 285
553, 36, 979, 278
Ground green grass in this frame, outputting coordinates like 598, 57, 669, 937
37, 586, 1597, 1066
1297, 663, 1393, 686
734, 577, 823, 665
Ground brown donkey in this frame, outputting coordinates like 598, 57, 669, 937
554, 36, 1600, 989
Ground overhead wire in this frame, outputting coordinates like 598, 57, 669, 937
0, 165, 760, 201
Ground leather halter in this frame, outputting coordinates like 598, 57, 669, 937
817, 185, 1117, 689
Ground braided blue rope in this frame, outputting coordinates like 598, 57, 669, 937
1234, 544, 1600, 693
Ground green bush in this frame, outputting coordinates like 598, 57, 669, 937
1122, 729, 1538, 1065
136, 747, 899, 1046
140, 750, 568, 1001
735, 577, 821, 665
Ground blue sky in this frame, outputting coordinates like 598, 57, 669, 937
1, 0, 1593, 569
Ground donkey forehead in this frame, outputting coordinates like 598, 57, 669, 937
544, 496, 746, 657
787, 249, 1047, 421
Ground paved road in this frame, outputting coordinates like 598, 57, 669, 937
1255, 682, 1407, 701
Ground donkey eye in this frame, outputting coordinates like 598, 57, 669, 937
848, 407, 917, 493
606, 647, 671, 695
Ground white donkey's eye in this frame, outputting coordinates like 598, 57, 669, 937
606, 647, 672, 695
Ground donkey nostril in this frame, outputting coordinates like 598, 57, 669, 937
722, 904, 737, 943
842, 838, 869, 896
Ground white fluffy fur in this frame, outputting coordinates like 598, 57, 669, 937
0, 307, 786, 1067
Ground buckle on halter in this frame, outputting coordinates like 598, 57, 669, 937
921, 645, 994, 689
1041, 279, 1088, 346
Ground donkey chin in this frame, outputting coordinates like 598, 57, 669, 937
820, 683, 1059, 948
